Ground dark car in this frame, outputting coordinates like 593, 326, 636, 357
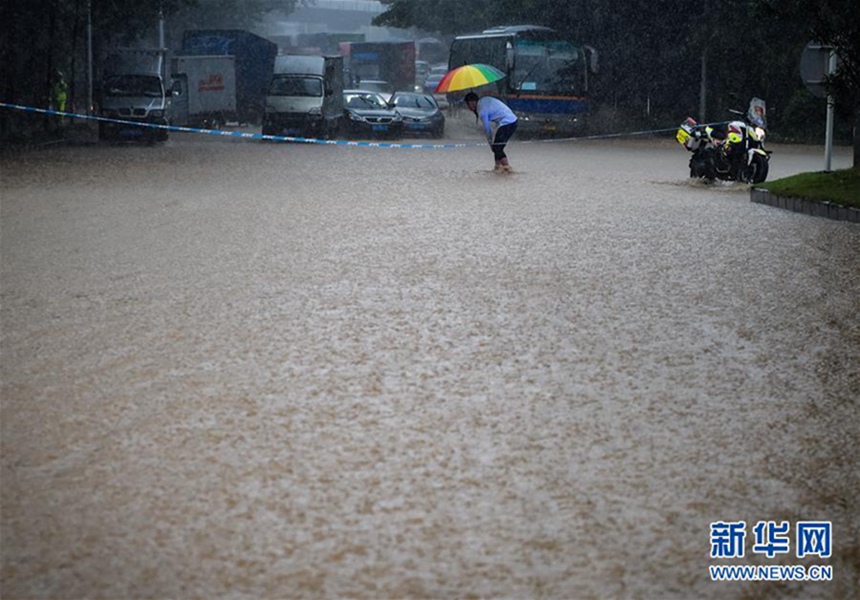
422, 73, 444, 96
421, 65, 450, 109
389, 91, 445, 138
343, 90, 404, 139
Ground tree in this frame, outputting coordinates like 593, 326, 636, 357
373, 0, 847, 142
1, 0, 299, 140
2, 0, 194, 119
372, 0, 764, 123
758, 0, 860, 166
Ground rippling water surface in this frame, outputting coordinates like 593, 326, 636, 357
2, 123, 857, 598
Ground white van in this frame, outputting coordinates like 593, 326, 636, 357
263, 55, 344, 139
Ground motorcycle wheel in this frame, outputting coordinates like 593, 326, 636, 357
701, 147, 718, 181
747, 154, 769, 184
689, 159, 702, 178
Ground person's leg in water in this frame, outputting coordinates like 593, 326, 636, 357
492, 122, 518, 172
491, 138, 504, 171
491, 141, 507, 172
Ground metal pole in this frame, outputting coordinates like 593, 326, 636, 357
87, 0, 93, 113
159, 6, 165, 49
699, 52, 707, 123
824, 49, 836, 172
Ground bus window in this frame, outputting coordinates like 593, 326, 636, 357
514, 40, 582, 92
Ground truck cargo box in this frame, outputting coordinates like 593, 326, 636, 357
181, 30, 277, 124
171, 55, 237, 126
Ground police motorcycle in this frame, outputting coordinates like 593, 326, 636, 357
676, 98, 771, 184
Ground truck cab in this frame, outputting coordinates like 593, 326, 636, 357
263, 55, 344, 139
99, 49, 171, 143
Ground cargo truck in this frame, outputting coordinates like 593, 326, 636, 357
344, 42, 416, 94
170, 55, 237, 126
263, 55, 344, 139
99, 48, 171, 143
181, 30, 277, 124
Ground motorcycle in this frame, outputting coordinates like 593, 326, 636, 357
676, 97, 771, 184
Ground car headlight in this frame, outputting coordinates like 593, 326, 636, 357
150, 110, 164, 118
308, 106, 321, 116
347, 112, 364, 122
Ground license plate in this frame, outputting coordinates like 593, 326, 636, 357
372, 125, 388, 132
120, 128, 143, 137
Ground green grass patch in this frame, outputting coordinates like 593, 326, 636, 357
758, 168, 860, 208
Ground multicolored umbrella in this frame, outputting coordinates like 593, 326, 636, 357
433, 64, 506, 93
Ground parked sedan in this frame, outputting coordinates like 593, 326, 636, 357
343, 90, 404, 139
389, 91, 445, 138
421, 65, 451, 109
422, 72, 444, 96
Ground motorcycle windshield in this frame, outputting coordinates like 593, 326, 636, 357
748, 97, 767, 128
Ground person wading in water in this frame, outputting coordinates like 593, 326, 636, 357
464, 91, 518, 173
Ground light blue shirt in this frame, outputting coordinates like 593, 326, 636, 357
476, 96, 517, 139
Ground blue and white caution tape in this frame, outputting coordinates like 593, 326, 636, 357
522, 127, 681, 143
1, 102, 679, 148
0, 102, 478, 149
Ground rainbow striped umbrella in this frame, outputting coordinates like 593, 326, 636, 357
433, 64, 506, 93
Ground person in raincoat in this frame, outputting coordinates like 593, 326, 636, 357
51, 70, 69, 126
464, 91, 518, 173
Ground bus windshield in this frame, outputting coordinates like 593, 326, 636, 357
513, 39, 582, 93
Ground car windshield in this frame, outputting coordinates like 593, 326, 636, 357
345, 93, 388, 109
268, 76, 322, 97
392, 94, 436, 109
103, 74, 162, 97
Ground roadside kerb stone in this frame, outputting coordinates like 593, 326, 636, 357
751, 187, 860, 223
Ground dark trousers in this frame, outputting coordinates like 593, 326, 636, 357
491, 121, 518, 161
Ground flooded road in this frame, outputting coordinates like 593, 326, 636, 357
1, 126, 858, 599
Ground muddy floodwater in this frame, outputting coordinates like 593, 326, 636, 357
1, 121, 858, 599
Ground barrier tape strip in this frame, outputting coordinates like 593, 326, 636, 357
1, 102, 679, 148
0, 103, 480, 149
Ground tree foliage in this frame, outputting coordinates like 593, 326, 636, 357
3, 0, 856, 155
760, 0, 860, 106
375, 0, 855, 145
0, 0, 299, 111
761, 0, 860, 165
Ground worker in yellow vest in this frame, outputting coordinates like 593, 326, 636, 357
51, 70, 69, 126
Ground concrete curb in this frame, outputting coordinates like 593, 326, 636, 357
750, 187, 860, 223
